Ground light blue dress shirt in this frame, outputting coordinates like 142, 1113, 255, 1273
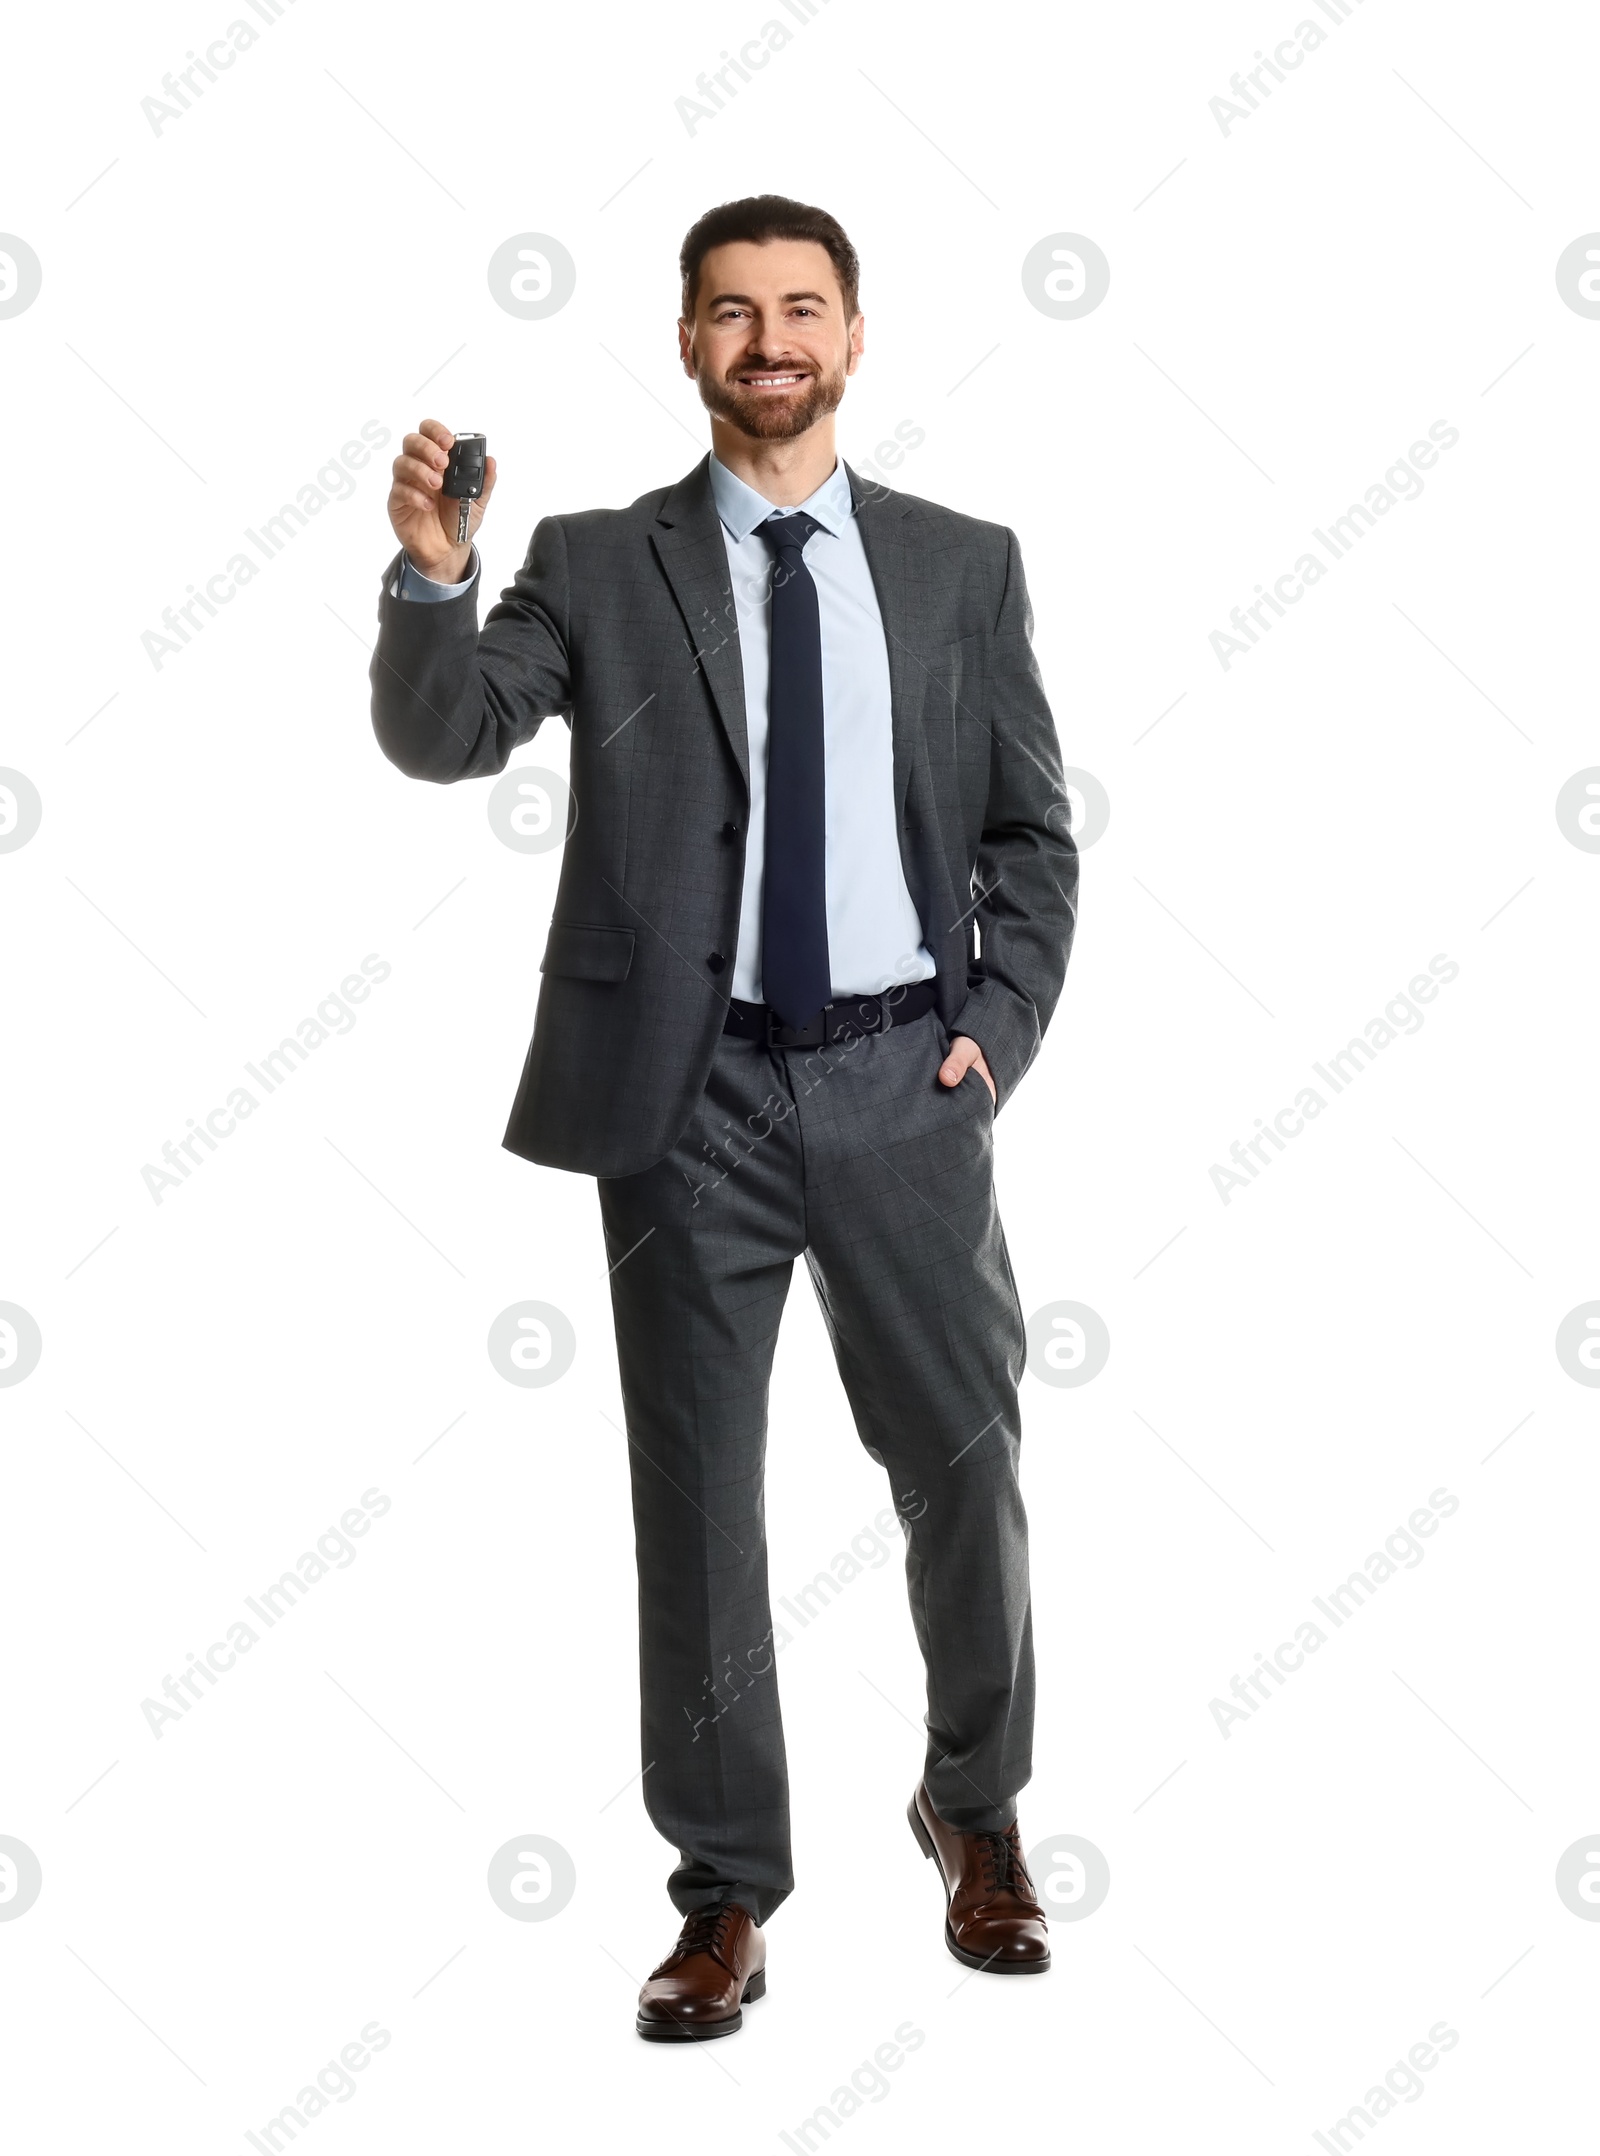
395, 453, 936, 1003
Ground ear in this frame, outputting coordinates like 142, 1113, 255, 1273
845, 311, 866, 377
677, 317, 695, 378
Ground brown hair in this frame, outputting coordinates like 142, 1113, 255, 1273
679, 194, 860, 323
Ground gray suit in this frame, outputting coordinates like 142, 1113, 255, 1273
369, 456, 1076, 1177
369, 454, 1077, 1921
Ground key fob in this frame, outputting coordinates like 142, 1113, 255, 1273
442, 433, 487, 499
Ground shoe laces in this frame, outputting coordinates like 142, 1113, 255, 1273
659, 1899, 737, 1973
975, 1826, 1033, 1902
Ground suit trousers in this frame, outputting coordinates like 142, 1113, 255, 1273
596, 1005, 1034, 1923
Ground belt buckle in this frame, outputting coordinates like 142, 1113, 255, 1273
765, 1003, 829, 1048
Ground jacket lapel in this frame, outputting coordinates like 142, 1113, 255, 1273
650, 455, 749, 795
847, 461, 960, 964
846, 462, 923, 825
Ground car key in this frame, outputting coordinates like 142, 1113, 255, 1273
441, 432, 487, 545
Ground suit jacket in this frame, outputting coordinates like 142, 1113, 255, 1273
369, 454, 1078, 1179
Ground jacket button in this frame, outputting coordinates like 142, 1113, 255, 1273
720, 821, 739, 843
707, 951, 726, 974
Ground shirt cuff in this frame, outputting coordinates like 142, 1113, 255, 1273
393, 547, 479, 601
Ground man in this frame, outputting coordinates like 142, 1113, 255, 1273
370, 194, 1077, 2039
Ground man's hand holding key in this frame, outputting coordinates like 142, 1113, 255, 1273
387, 417, 497, 584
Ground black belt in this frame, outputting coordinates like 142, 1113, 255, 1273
722, 977, 938, 1048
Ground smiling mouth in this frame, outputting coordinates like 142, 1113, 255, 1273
736, 370, 811, 390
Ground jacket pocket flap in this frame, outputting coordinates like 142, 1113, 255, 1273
540, 923, 635, 983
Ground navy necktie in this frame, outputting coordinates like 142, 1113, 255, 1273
755, 510, 831, 1028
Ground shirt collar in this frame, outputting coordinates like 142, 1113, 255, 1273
708, 451, 853, 543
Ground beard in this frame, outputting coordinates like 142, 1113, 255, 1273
694, 353, 848, 440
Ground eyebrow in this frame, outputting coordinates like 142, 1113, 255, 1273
706, 290, 832, 308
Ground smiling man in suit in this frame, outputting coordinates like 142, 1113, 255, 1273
370, 194, 1077, 2038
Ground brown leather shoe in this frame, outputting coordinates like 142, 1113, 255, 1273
635, 1899, 767, 2041
909, 1783, 1051, 1972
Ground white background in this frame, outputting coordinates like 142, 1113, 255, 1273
3, 0, 1598, 2147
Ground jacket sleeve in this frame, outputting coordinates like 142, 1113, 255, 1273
369, 515, 573, 783
949, 527, 1079, 1106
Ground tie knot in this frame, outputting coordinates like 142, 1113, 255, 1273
757, 510, 822, 557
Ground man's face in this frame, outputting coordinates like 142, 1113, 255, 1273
680, 237, 863, 441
